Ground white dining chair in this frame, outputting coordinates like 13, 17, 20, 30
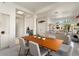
59, 35, 74, 56
19, 38, 29, 56
59, 41, 74, 56
49, 35, 74, 56
29, 41, 49, 56
56, 32, 71, 45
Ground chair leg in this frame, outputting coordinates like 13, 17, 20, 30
47, 50, 53, 56
18, 47, 21, 56
26, 49, 33, 56
25, 49, 29, 56
47, 50, 55, 56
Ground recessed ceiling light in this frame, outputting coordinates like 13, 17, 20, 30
17, 11, 24, 15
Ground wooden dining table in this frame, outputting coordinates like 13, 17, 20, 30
23, 35, 63, 52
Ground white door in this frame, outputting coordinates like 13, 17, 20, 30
0, 13, 10, 49
16, 15, 24, 37
37, 19, 47, 36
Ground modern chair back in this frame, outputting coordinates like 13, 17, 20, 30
66, 35, 71, 44
56, 32, 71, 45
19, 38, 27, 55
60, 35, 74, 56
67, 34, 74, 55
19, 38, 26, 49
68, 42, 74, 56
29, 41, 41, 56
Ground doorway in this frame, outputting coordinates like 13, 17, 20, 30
36, 18, 47, 36
16, 14, 25, 37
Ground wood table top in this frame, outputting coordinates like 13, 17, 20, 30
23, 35, 63, 52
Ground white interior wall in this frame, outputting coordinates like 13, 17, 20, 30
0, 13, 10, 48
24, 16, 34, 35
36, 17, 48, 36
0, 2, 33, 48
16, 14, 24, 37
0, 3, 16, 48
33, 15, 37, 35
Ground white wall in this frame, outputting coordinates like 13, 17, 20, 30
24, 16, 34, 35
0, 3, 16, 47
0, 2, 33, 48
16, 15, 24, 37
0, 13, 10, 48
33, 15, 37, 35
36, 17, 48, 36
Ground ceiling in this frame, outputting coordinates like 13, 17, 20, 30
14, 2, 79, 18
37, 2, 79, 18
49, 3, 79, 18
14, 2, 55, 13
